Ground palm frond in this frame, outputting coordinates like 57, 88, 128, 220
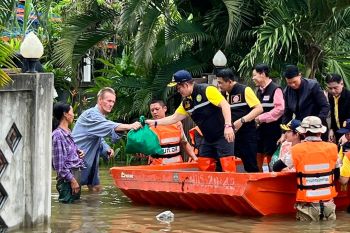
53, 3, 117, 71
0, 0, 16, 28
133, 5, 161, 69
222, 0, 253, 47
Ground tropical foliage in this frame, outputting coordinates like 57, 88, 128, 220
239, 0, 350, 86
0, 0, 17, 87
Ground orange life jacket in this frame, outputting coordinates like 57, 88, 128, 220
291, 141, 338, 202
188, 126, 203, 155
150, 124, 182, 157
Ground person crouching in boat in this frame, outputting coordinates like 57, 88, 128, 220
272, 119, 302, 172
216, 68, 263, 172
148, 99, 198, 165
145, 70, 236, 172
282, 116, 339, 221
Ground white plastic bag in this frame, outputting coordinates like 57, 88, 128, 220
156, 210, 174, 223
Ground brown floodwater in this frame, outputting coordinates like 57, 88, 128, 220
10, 167, 350, 233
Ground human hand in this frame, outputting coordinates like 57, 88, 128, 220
255, 118, 261, 127
233, 120, 242, 132
70, 178, 80, 194
130, 121, 142, 130
107, 148, 114, 159
224, 127, 235, 142
328, 129, 335, 143
77, 149, 84, 158
189, 154, 198, 162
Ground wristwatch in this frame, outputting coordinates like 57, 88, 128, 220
240, 118, 246, 124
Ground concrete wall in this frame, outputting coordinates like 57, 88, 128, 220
0, 73, 53, 229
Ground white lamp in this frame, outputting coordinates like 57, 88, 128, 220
20, 32, 44, 73
212, 50, 227, 67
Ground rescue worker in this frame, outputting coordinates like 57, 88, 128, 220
145, 70, 235, 172
217, 68, 263, 172
149, 100, 198, 165
284, 116, 338, 221
252, 64, 285, 171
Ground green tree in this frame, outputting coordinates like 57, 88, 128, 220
239, 0, 350, 86
0, 0, 17, 87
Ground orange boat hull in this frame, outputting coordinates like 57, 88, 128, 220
110, 163, 350, 216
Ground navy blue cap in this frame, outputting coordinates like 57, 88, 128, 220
337, 119, 350, 134
283, 65, 299, 79
168, 70, 192, 87
280, 119, 301, 132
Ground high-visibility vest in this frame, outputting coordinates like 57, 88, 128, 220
291, 141, 338, 202
189, 126, 203, 155
150, 124, 182, 157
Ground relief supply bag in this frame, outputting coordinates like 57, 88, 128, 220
125, 116, 164, 155
269, 144, 281, 171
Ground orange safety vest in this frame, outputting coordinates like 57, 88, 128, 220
188, 126, 203, 155
291, 141, 338, 202
150, 124, 182, 157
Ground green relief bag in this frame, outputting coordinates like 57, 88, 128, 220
269, 145, 281, 171
125, 116, 164, 155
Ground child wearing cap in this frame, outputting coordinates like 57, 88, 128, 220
271, 119, 302, 172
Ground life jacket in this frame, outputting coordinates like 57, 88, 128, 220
291, 141, 338, 202
150, 124, 182, 157
189, 126, 203, 155
182, 84, 224, 143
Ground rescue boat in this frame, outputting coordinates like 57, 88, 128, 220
110, 162, 350, 216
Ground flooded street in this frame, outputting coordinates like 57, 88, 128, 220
13, 167, 350, 232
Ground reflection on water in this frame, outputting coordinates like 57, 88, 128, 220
11, 167, 350, 232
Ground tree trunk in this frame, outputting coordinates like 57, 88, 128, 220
304, 43, 323, 79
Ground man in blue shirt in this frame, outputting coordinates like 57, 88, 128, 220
72, 87, 141, 192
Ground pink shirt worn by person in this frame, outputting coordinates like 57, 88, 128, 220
257, 80, 285, 123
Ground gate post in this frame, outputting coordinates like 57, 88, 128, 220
0, 73, 53, 229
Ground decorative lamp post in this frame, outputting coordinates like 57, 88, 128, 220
212, 50, 227, 74
20, 32, 44, 73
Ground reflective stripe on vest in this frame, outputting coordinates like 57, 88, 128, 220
187, 101, 210, 114
306, 188, 331, 197
292, 141, 338, 202
261, 103, 274, 107
305, 163, 329, 171
160, 137, 181, 144
230, 103, 248, 108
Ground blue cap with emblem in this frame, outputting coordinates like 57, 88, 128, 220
168, 70, 193, 87
337, 119, 350, 134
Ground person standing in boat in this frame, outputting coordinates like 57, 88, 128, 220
216, 68, 262, 172
145, 70, 236, 172
281, 65, 329, 141
52, 102, 85, 203
252, 64, 285, 171
72, 87, 142, 192
148, 99, 198, 164
283, 116, 339, 221
325, 74, 350, 143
